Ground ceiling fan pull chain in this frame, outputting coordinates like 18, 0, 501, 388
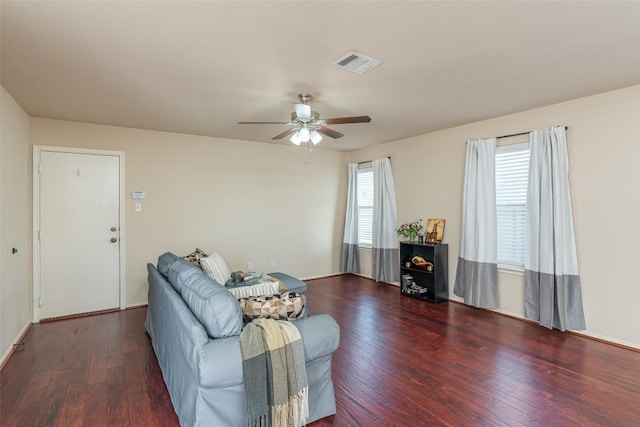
304, 140, 309, 165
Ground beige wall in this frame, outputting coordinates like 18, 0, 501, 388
349, 85, 640, 349
4, 84, 639, 358
1, 87, 32, 363
31, 119, 348, 307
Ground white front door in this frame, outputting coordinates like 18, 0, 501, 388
37, 149, 121, 319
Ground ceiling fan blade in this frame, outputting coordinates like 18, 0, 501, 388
294, 103, 312, 120
272, 128, 297, 140
238, 121, 289, 124
324, 116, 371, 125
317, 126, 344, 139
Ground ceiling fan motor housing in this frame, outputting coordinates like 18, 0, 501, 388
291, 111, 321, 124
238, 92, 370, 141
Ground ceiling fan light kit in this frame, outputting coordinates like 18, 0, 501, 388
310, 130, 323, 144
298, 126, 311, 141
238, 93, 371, 148
289, 126, 322, 146
290, 132, 302, 146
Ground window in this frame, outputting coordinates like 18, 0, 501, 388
357, 167, 373, 247
495, 142, 530, 270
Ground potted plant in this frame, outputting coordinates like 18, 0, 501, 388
396, 219, 424, 242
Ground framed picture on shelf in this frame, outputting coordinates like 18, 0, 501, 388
425, 218, 445, 243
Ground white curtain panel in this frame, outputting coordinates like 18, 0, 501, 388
525, 126, 586, 331
372, 158, 399, 282
454, 138, 499, 308
341, 163, 360, 273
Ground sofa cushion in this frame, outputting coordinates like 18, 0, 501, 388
179, 273, 243, 339
157, 252, 184, 277
239, 292, 306, 324
166, 256, 203, 295
182, 248, 209, 269
200, 251, 231, 285
226, 281, 280, 299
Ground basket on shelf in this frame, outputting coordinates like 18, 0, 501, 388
411, 256, 434, 271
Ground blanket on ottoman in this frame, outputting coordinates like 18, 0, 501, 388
240, 319, 308, 427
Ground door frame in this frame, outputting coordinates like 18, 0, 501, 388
32, 145, 126, 322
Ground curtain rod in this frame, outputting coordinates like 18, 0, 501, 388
358, 156, 391, 165
496, 126, 568, 140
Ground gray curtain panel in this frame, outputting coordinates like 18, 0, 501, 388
454, 138, 499, 309
341, 163, 360, 274
525, 127, 586, 331
372, 158, 399, 282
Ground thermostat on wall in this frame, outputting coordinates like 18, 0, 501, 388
131, 191, 145, 200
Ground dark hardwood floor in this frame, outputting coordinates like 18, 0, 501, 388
1, 274, 639, 426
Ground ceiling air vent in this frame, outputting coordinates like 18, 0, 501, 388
333, 51, 382, 74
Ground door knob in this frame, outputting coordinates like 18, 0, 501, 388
110, 237, 118, 243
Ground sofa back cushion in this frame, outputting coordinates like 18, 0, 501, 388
166, 256, 201, 295
164, 254, 242, 339
157, 252, 184, 278
180, 277, 243, 338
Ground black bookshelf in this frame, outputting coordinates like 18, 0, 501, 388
400, 242, 448, 303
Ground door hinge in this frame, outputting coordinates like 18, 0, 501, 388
38, 163, 42, 174
37, 230, 41, 241
38, 296, 42, 307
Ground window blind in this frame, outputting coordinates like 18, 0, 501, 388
357, 168, 373, 246
495, 142, 530, 269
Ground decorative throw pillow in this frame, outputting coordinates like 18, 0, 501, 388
226, 281, 280, 299
183, 248, 209, 269
200, 251, 231, 285
238, 292, 306, 324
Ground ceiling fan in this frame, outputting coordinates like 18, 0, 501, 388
238, 93, 371, 146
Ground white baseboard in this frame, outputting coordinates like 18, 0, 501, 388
485, 307, 640, 351
344, 278, 640, 351
0, 321, 32, 371
300, 273, 345, 281
126, 302, 148, 309
569, 330, 640, 350
303, 272, 400, 287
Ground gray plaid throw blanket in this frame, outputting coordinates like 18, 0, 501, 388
240, 318, 309, 427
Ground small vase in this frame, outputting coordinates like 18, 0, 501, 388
408, 232, 417, 242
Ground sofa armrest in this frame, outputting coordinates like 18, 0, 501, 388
198, 314, 339, 388
293, 314, 340, 361
199, 336, 244, 388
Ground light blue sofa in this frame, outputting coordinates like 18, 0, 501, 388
145, 252, 340, 426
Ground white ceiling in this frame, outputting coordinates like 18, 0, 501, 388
2, 1, 639, 151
